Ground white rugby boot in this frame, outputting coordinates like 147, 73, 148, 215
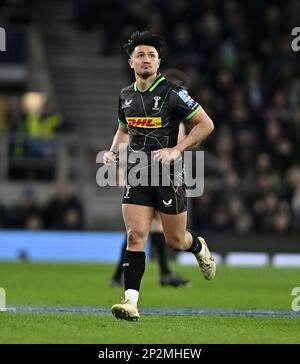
111, 299, 140, 321
194, 237, 216, 280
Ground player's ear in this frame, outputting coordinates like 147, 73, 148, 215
157, 58, 161, 68
128, 58, 133, 69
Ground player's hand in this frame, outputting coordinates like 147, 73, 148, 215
103, 151, 117, 166
153, 148, 182, 164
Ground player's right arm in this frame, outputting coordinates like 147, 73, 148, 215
103, 94, 129, 166
103, 124, 128, 165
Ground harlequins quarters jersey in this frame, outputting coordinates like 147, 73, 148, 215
118, 73, 201, 154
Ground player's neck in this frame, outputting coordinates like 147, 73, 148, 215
135, 73, 158, 92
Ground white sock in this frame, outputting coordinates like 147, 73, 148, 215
125, 289, 139, 307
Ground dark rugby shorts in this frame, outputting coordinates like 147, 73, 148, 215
122, 184, 187, 214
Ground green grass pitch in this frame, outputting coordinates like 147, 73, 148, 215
0, 261, 299, 343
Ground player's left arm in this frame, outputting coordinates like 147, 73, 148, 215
154, 108, 214, 163
177, 122, 187, 143
174, 108, 214, 152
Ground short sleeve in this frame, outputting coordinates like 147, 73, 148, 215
169, 87, 201, 121
118, 96, 127, 127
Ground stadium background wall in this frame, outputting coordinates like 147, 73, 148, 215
0, 231, 299, 266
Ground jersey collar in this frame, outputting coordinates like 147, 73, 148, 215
134, 73, 165, 93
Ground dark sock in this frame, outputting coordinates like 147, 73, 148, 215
150, 232, 171, 276
185, 230, 202, 254
112, 235, 127, 281
124, 250, 146, 291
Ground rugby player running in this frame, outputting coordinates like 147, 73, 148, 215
103, 30, 216, 321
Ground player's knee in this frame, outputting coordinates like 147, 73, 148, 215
165, 234, 185, 251
127, 229, 146, 250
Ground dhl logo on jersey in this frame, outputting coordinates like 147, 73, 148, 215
126, 117, 162, 128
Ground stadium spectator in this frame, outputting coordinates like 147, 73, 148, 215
7, 92, 67, 180
0, 203, 9, 228
11, 186, 43, 230
43, 180, 84, 230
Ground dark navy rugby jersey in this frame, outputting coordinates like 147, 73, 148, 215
118, 73, 201, 153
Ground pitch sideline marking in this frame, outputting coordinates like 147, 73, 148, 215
3, 305, 300, 318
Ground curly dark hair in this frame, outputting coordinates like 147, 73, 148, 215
123, 30, 164, 56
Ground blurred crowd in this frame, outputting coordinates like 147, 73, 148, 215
73, 0, 300, 234
0, 92, 70, 179
0, 181, 84, 231
1, 0, 299, 234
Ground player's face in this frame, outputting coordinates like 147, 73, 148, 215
129, 45, 161, 78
